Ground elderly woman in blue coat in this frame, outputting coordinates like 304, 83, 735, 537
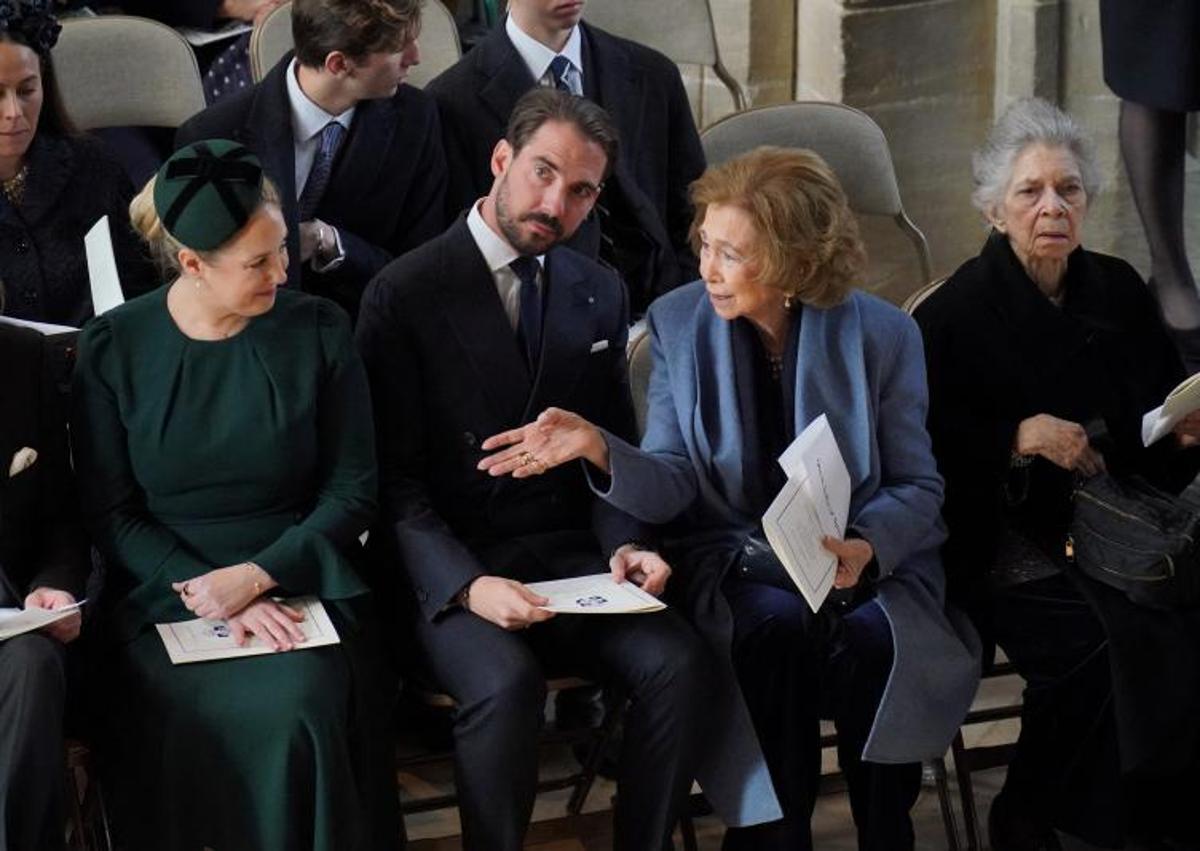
480, 147, 980, 850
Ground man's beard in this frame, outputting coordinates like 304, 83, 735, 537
495, 175, 565, 255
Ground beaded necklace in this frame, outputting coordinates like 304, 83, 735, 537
1, 164, 28, 206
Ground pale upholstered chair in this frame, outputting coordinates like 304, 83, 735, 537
900, 276, 948, 314
248, 1, 293, 82
249, 0, 462, 88
51, 16, 206, 130
701, 101, 933, 285
626, 322, 652, 438
582, 0, 746, 112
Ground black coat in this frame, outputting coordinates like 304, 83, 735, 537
176, 55, 449, 317
915, 232, 1195, 608
425, 22, 705, 315
356, 218, 646, 621
917, 232, 1200, 775
0, 133, 157, 327
0, 324, 89, 607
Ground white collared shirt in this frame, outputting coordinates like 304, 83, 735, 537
466, 200, 544, 331
505, 15, 584, 96
285, 59, 356, 197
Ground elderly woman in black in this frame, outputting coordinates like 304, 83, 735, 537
916, 98, 1200, 850
0, 0, 154, 326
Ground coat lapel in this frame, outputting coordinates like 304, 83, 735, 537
792, 297, 875, 503
320, 96, 398, 222
477, 29, 536, 133
242, 58, 299, 285
690, 298, 749, 514
439, 221, 532, 426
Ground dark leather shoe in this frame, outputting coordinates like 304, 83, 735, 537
989, 790, 1062, 851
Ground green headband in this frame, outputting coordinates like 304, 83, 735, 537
153, 140, 265, 251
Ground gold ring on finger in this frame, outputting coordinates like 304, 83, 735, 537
518, 451, 534, 467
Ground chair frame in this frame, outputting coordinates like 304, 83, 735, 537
701, 101, 933, 285
395, 677, 624, 818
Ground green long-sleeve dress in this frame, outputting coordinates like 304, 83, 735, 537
72, 286, 397, 851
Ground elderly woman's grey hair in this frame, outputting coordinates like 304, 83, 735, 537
970, 97, 1102, 218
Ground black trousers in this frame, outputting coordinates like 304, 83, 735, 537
720, 579, 921, 851
411, 604, 712, 851
991, 572, 1200, 847
0, 633, 67, 851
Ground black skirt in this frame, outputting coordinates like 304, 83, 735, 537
1101, 0, 1200, 110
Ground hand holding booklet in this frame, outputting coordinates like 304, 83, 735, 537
155, 596, 340, 664
1142, 372, 1200, 446
525, 575, 667, 614
0, 600, 85, 641
760, 414, 851, 613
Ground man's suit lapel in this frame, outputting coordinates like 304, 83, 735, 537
439, 221, 532, 426
242, 58, 299, 284
582, 25, 645, 143
477, 28, 538, 131
524, 249, 597, 421
321, 96, 399, 223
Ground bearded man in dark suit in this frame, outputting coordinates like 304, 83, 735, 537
357, 89, 711, 851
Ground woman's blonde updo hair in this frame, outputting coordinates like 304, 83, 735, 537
689, 146, 866, 309
129, 174, 281, 276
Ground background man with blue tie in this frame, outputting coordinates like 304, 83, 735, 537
356, 88, 711, 851
176, 0, 448, 316
426, 0, 706, 316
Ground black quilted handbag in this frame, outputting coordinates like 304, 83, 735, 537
1068, 474, 1200, 610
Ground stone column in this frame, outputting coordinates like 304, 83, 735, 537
792, 0, 998, 297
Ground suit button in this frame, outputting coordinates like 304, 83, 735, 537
463, 431, 477, 448
14, 238, 29, 254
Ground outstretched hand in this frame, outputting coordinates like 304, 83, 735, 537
477, 407, 610, 478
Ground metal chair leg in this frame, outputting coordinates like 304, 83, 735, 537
678, 813, 699, 851
951, 731, 983, 851
930, 756, 962, 851
566, 689, 626, 815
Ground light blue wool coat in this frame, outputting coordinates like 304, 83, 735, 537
594, 282, 981, 827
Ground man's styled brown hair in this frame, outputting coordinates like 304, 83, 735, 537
292, 0, 422, 67
505, 88, 620, 180
689, 146, 866, 308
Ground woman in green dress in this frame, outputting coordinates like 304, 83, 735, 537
72, 140, 398, 851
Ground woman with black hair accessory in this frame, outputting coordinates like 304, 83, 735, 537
0, 0, 156, 326
73, 140, 398, 851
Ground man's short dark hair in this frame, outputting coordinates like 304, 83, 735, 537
505, 89, 620, 179
292, 0, 421, 67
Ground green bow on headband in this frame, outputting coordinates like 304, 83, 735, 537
154, 140, 265, 251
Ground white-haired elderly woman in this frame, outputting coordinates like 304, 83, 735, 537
916, 98, 1200, 851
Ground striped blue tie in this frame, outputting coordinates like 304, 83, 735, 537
548, 55, 573, 93
298, 121, 345, 222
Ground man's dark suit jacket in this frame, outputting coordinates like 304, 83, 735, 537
356, 218, 646, 621
176, 55, 449, 316
0, 325, 89, 608
425, 22, 705, 315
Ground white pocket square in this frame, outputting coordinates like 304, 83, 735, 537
589, 339, 610, 354
9, 447, 37, 478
